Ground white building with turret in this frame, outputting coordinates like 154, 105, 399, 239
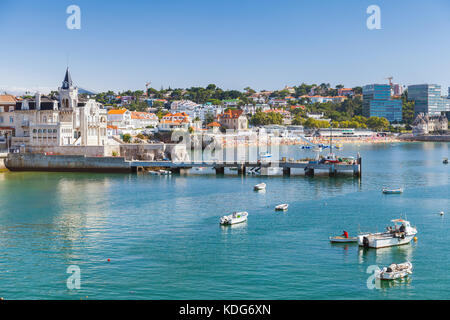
12, 68, 108, 148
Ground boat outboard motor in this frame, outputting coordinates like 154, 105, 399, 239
363, 237, 369, 247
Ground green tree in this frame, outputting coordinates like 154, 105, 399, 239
123, 134, 132, 143
367, 117, 390, 131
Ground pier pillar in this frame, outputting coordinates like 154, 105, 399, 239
215, 167, 225, 175
356, 156, 362, 178
237, 165, 246, 175
329, 164, 336, 177
305, 167, 314, 177
283, 167, 291, 176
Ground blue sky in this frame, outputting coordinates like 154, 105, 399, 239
1, 0, 450, 94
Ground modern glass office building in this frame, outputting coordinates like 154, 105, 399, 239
408, 84, 450, 115
362, 84, 402, 122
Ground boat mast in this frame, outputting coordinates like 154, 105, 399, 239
330, 121, 333, 155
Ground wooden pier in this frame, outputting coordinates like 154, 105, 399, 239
129, 156, 362, 177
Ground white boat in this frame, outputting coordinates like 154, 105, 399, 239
220, 212, 248, 225
357, 219, 417, 249
275, 204, 289, 211
382, 188, 403, 194
149, 171, 160, 175
159, 170, 172, 175
254, 183, 266, 191
376, 262, 413, 280
259, 152, 272, 159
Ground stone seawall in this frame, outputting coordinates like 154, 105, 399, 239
400, 135, 450, 142
5, 153, 131, 173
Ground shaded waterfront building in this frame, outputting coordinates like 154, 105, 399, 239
362, 84, 403, 123
407, 84, 450, 116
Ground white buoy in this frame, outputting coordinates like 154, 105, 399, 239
439, 211, 445, 216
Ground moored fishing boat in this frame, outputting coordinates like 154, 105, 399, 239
254, 183, 266, 191
220, 212, 248, 225
382, 188, 403, 194
376, 262, 413, 280
275, 204, 289, 211
357, 219, 417, 249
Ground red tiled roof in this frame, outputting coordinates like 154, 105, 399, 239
108, 109, 128, 115
131, 111, 157, 120
218, 109, 243, 119
0, 95, 16, 104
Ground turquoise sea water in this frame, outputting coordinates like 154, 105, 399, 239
0, 142, 449, 300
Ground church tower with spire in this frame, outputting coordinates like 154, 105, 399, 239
58, 68, 78, 109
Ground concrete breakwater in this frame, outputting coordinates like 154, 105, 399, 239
5, 153, 131, 173
400, 134, 450, 142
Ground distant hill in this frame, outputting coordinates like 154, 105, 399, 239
78, 88, 98, 95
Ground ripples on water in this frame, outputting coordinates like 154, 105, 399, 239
0, 142, 449, 299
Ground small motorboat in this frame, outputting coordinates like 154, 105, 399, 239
159, 170, 172, 175
382, 188, 403, 194
149, 171, 160, 175
254, 183, 266, 191
329, 236, 358, 243
275, 204, 289, 211
357, 219, 417, 249
444, 158, 449, 164
439, 211, 445, 216
376, 262, 413, 280
220, 212, 248, 225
